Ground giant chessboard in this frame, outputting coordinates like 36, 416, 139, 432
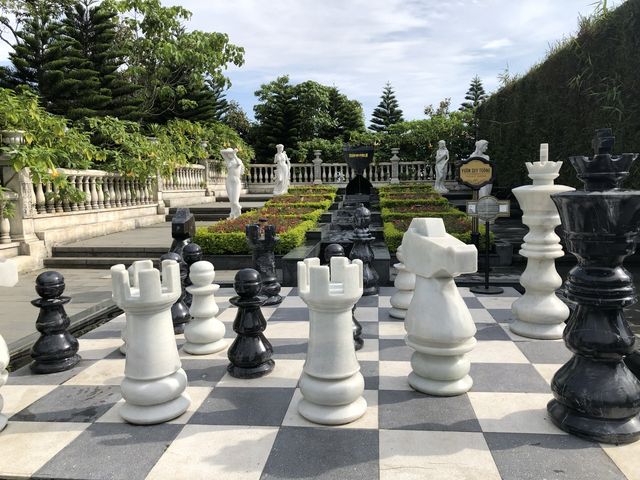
1, 286, 638, 480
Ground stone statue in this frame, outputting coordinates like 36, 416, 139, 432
434, 140, 450, 193
470, 140, 492, 197
273, 144, 291, 195
221, 148, 244, 219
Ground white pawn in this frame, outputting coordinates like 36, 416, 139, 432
183, 261, 227, 354
0, 333, 9, 431
389, 245, 415, 319
118, 260, 153, 356
297, 257, 367, 425
403, 218, 478, 396
111, 259, 191, 425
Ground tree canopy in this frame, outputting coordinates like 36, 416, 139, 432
369, 82, 404, 132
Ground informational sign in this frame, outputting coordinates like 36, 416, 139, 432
343, 146, 374, 165
466, 195, 510, 224
458, 156, 495, 190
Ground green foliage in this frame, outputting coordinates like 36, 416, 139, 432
379, 197, 449, 209
109, 0, 245, 121
252, 75, 364, 161
369, 82, 404, 133
476, 0, 640, 189
223, 100, 251, 140
194, 227, 247, 255
0, 185, 16, 219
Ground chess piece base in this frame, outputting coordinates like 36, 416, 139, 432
183, 338, 228, 355
363, 285, 379, 296
227, 359, 275, 379
120, 392, 191, 425
510, 319, 564, 340
547, 399, 640, 444
298, 397, 367, 425
470, 285, 504, 295
388, 307, 406, 319
408, 371, 473, 397
263, 295, 283, 307
30, 354, 81, 374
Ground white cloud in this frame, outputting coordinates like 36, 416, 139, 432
482, 38, 513, 50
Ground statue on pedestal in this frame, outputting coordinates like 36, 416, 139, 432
471, 140, 492, 198
273, 144, 291, 195
434, 140, 449, 193
221, 148, 244, 219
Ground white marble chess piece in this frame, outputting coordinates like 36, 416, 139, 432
511, 144, 574, 339
111, 259, 191, 424
273, 144, 291, 195
183, 261, 227, 354
402, 218, 478, 396
0, 333, 9, 431
297, 256, 367, 425
389, 245, 415, 319
221, 148, 244, 219
0, 258, 18, 287
118, 260, 153, 355
434, 140, 450, 194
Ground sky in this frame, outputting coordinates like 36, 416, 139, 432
0, 0, 621, 123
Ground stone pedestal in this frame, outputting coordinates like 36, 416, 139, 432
0, 333, 9, 431
390, 148, 400, 184
297, 257, 367, 425
246, 221, 282, 306
403, 218, 478, 396
511, 145, 574, 339
389, 245, 415, 319
30, 271, 81, 374
312, 150, 323, 185
349, 203, 379, 296
183, 261, 227, 355
111, 259, 191, 425
547, 129, 640, 444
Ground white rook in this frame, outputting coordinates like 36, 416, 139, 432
511, 144, 574, 339
389, 245, 415, 319
183, 261, 227, 354
403, 218, 478, 396
111, 259, 191, 424
297, 256, 367, 425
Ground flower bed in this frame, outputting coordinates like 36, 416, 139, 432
380, 184, 492, 252
195, 186, 336, 255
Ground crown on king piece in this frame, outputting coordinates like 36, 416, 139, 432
569, 129, 638, 191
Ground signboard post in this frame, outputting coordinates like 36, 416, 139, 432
458, 156, 496, 249
466, 195, 510, 295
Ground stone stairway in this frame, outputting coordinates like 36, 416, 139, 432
164, 193, 272, 221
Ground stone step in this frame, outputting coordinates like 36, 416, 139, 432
165, 213, 229, 222
51, 246, 167, 258
44, 256, 156, 269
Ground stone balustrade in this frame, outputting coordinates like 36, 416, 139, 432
162, 164, 205, 191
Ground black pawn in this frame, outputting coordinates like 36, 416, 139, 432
160, 252, 190, 334
182, 242, 203, 308
349, 203, 379, 295
227, 268, 275, 378
324, 243, 364, 351
30, 271, 81, 374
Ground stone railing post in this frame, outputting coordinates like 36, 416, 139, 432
154, 172, 166, 214
312, 150, 323, 185
390, 148, 400, 184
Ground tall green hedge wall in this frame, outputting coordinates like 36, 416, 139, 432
477, 0, 640, 190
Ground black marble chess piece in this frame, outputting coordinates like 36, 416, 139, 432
349, 203, 379, 296
227, 268, 275, 378
246, 219, 282, 306
169, 208, 195, 257
324, 243, 363, 350
30, 271, 81, 374
160, 252, 190, 334
547, 129, 640, 444
182, 242, 203, 308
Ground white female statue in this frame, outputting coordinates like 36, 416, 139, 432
273, 144, 291, 195
434, 140, 450, 193
221, 148, 244, 219
471, 139, 492, 198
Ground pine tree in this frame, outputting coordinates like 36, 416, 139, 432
459, 75, 488, 141
321, 87, 364, 139
253, 75, 300, 160
369, 82, 404, 132
178, 78, 229, 122
459, 75, 487, 112
9, 4, 63, 95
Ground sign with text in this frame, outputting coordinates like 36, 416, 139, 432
458, 156, 495, 190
